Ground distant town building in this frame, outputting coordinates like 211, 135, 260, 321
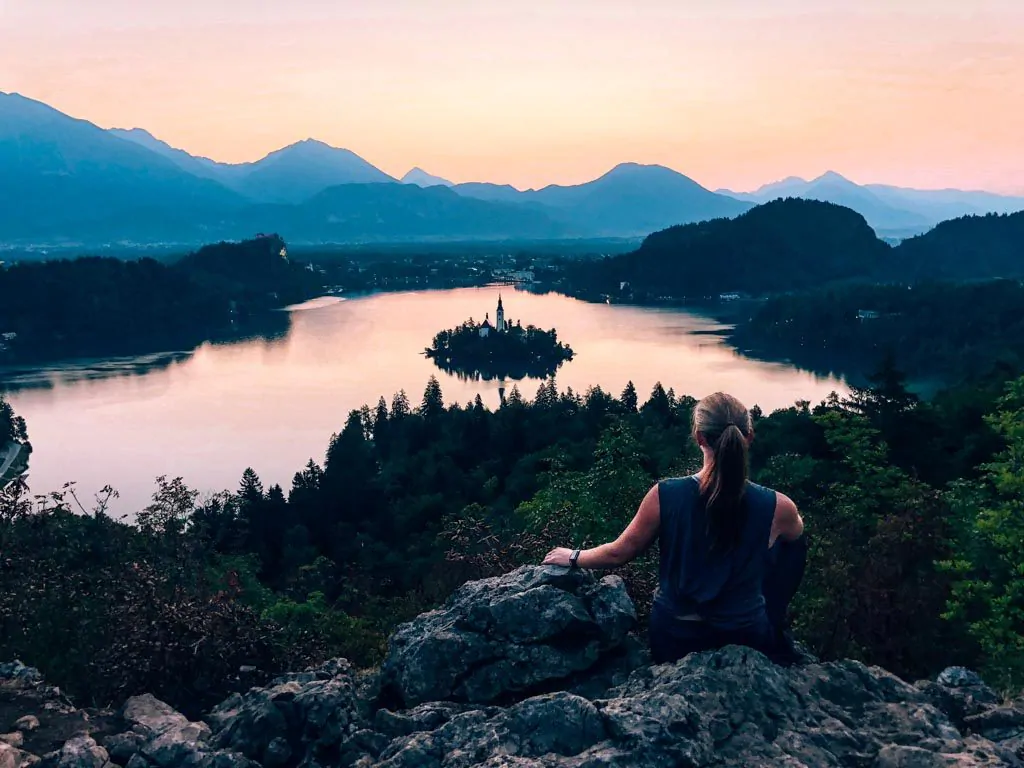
719, 292, 742, 301
857, 309, 881, 320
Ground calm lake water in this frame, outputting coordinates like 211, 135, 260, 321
2, 287, 848, 513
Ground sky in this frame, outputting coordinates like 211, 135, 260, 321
1, 0, 1022, 193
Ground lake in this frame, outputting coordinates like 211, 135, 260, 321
1, 287, 848, 513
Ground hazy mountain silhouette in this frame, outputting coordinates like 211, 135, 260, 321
0, 92, 244, 241
230, 140, 395, 203
725, 171, 930, 232
455, 163, 752, 235
109, 129, 397, 203
450, 182, 525, 203
866, 184, 1024, 223
1, 95, 557, 242
108, 127, 233, 184
724, 171, 1024, 234
401, 167, 454, 187
240, 183, 566, 242
8, 93, 1022, 246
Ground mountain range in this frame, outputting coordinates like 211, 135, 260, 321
722, 171, 1024, 235
3, 91, 1023, 245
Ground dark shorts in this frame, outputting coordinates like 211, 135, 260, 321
648, 601, 779, 665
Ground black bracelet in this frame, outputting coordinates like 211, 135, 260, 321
569, 549, 581, 569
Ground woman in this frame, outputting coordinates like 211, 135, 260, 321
543, 391, 806, 664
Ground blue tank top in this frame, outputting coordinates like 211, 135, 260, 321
654, 476, 777, 629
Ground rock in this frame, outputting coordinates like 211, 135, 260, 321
207, 658, 366, 768
0, 737, 23, 750
116, 695, 255, 768
12, 720, 39, 735
917, 669, 1002, 732
380, 566, 637, 708
121, 696, 192, 739
964, 705, 1024, 742
937, 668, 988, 689
373, 703, 498, 739
0, 743, 39, 768
874, 741, 1017, 767
103, 732, 147, 764
39, 736, 112, 768
0, 664, 41, 686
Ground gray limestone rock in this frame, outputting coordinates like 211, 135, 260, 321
380, 566, 636, 708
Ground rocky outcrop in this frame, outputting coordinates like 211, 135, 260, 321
206, 659, 372, 768
379, 566, 638, 708
5, 565, 1024, 766
370, 646, 1020, 767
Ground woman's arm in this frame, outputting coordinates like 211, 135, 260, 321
542, 483, 661, 570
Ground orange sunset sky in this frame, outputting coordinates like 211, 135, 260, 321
1, 0, 1022, 193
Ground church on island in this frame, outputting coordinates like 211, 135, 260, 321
478, 295, 516, 338
425, 293, 573, 381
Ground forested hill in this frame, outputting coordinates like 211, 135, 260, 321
560, 200, 1024, 301
0, 235, 322, 362
174, 233, 321, 304
566, 198, 890, 299
892, 210, 1024, 281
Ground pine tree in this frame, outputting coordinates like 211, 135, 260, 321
421, 376, 445, 419
238, 467, 265, 504
390, 390, 411, 420
642, 382, 672, 423
506, 385, 524, 407
621, 381, 638, 412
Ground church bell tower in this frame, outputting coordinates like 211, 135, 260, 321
496, 294, 506, 332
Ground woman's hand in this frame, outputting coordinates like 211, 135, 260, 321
542, 547, 573, 567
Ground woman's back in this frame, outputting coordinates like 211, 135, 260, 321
655, 476, 777, 628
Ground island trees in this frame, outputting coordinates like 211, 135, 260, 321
425, 317, 574, 381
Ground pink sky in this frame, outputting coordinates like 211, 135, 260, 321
1, 0, 1022, 193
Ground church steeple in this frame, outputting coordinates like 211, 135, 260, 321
496, 294, 506, 332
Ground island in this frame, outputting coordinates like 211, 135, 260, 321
425, 295, 574, 381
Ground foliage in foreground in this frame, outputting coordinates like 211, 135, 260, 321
944, 378, 1024, 689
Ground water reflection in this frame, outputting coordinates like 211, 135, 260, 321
3, 287, 848, 513
430, 359, 569, 382
0, 312, 292, 393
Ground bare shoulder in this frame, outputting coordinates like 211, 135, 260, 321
772, 491, 804, 539
639, 482, 661, 516
775, 491, 799, 517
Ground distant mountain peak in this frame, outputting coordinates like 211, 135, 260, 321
402, 167, 454, 187
813, 170, 855, 185
273, 138, 344, 157
606, 162, 672, 176
113, 126, 158, 140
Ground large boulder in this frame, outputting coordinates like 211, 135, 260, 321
379, 566, 637, 708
